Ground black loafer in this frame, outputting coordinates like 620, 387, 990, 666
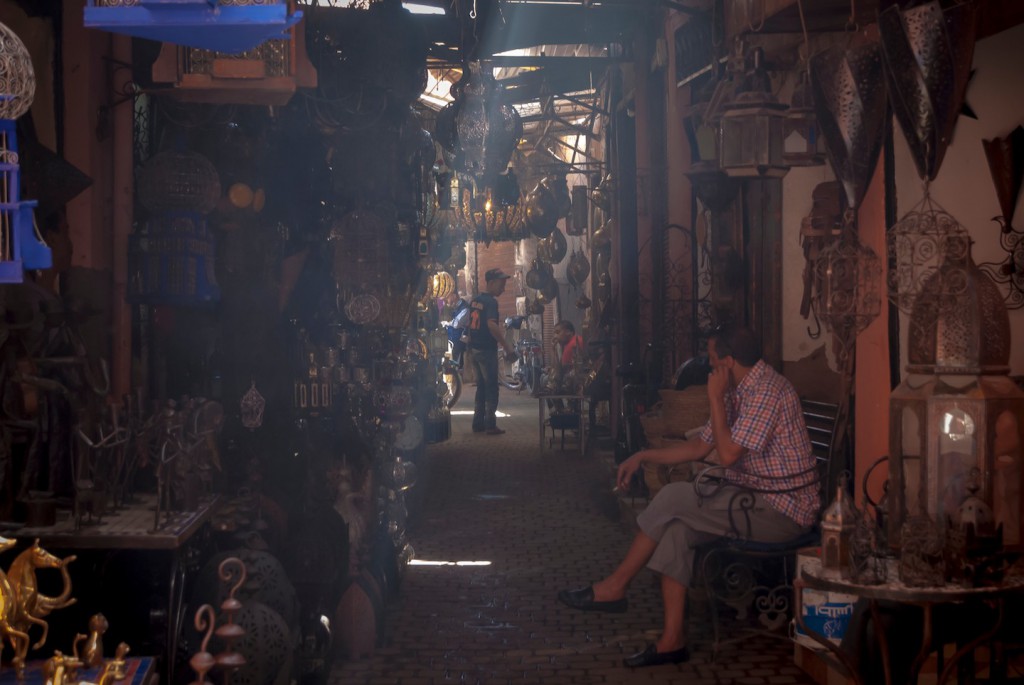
623, 643, 690, 668
557, 586, 627, 613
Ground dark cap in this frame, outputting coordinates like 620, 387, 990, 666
485, 268, 512, 282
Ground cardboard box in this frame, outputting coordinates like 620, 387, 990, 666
795, 547, 857, 649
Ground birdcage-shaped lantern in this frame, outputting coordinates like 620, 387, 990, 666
0, 22, 50, 284
812, 220, 882, 348
129, 150, 222, 305
886, 193, 971, 314
887, 242, 1024, 552
150, 5, 317, 107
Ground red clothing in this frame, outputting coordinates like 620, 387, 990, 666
560, 335, 583, 367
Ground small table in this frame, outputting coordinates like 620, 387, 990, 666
796, 555, 1024, 685
7, 494, 220, 684
536, 394, 587, 456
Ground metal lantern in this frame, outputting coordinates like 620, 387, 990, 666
0, 21, 36, 121
717, 47, 789, 179
428, 270, 455, 300
784, 70, 826, 167
434, 61, 523, 186
454, 178, 526, 245
886, 193, 970, 314
684, 67, 741, 210
812, 218, 882, 351
887, 245, 1024, 551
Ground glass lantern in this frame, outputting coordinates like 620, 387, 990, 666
717, 47, 789, 179
887, 254, 1024, 551
784, 70, 826, 167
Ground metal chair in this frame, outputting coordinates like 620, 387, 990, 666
692, 399, 842, 659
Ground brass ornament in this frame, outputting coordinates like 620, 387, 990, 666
0, 540, 77, 678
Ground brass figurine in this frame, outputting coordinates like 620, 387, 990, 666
0, 539, 77, 678
72, 613, 108, 668
42, 651, 84, 685
95, 642, 130, 685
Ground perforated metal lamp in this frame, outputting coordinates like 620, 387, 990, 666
717, 47, 790, 179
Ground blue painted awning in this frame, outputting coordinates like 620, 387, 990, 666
84, 1, 304, 54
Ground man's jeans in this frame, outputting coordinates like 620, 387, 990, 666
471, 348, 499, 431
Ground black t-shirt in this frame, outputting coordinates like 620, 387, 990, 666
468, 292, 499, 350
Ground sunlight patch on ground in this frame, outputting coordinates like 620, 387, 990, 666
409, 560, 493, 567
450, 410, 510, 417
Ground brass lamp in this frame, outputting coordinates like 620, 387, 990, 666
887, 238, 1024, 551
454, 176, 526, 244
717, 47, 789, 179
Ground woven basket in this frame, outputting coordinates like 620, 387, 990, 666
643, 460, 693, 498
658, 388, 709, 437
639, 411, 665, 445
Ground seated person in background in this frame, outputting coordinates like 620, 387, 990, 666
557, 325, 819, 668
545, 321, 584, 398
553, 320, 583, 370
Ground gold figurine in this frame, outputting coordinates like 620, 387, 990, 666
95, 642, 130, 685
73, 614, 109, 668
41, 651, 84, 685
0, 539, 77, 678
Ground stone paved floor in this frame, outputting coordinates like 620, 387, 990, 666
328, 391, 817, 685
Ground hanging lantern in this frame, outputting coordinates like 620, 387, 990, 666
812, 216, 882, 352
683, 70, 728, 174
886, 193, 970, 314
428, 270, 455, 300
453, 176, 526, 244
683, 66, 741, 210
0, 22, 49, 285
784, 70, 826, 167
434, 61, 522, 186
717, 47, 789, 179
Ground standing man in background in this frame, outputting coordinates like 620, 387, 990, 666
468, 268, 516, 435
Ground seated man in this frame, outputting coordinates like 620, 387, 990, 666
553, 320, 584, 370
557, 325, 819, 667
